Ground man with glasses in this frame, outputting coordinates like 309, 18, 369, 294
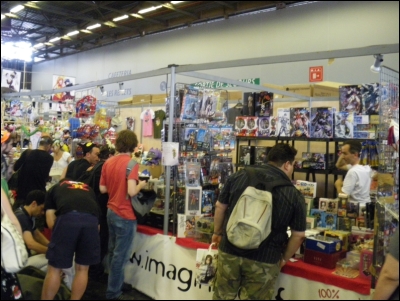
62, 142, 100, 181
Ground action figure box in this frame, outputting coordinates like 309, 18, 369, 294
254, 91, 273, 117
334, 111, 354, 139
289, 107, 310, 138
246, 117, 258, 137
177, 214, 200, 238
346, 201, 360, 218
235, 116, 248, 136
326, 199, 339, 214
306, 216, 317, 229
325, 230, 351, 251
238, 146, 253, 166
304, 197, 314, 215
310, 209, 325, 228
294, 160, 303, 169
339, 85, 362, 115
319, 198, 329, 211
305, 235, 342, 254
323, 212, 337, 230
253, 146, 269, 165
201, 190, 215, 216
276, 108, 290, 137
257, 116, 271, 137
181, 86, 200, 120
243, 92, 255, 116
194, 216, 214, 244
337, 217, 356, 231
310, 107, 334, 139
304, 249, 343, 269
296, 180, 317, 198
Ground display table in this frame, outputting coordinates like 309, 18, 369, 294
123, 225, 371, 300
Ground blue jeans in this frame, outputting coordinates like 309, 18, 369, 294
106, 209, 137, 299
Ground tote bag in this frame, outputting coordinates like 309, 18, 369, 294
1, 211, 28, 273
195, 243, 218, 286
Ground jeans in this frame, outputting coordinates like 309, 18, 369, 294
106, 209, 137, 299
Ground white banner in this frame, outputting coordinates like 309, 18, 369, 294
124, 233, 371, 300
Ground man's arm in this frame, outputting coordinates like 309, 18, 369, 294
46, 209, 57, 230
33, 229, 50, 246
280, 230, 305, 268
335, 154, 349, 170
127, 179, 147, 197
334, 178, 344, 194
372, 253, 399, 299
23, 231, 48, 254
99, 184, 108, 194
212, 201, 228, 247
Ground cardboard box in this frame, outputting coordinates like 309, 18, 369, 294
359, 249, 373, 280
132, 94, 152, 103
283, 84, 313, 99
118, 97, 133, 105
313, 81, 348, 98
306, 216, 317, 229
325, 230, 351, 251
151, 93, 167, 105
139, 164, 163, 179
305, 235, 342, 254
227, 90, 243, 101
304, 248, 343, 269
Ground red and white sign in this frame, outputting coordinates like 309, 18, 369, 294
309, 66, 323, 82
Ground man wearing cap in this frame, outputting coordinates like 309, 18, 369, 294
62, 142, 100, 181
16, 136, 54, 207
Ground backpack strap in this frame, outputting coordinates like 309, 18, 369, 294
126, 159, 137, 179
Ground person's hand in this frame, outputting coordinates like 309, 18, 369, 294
211, 233, 222, 248
139, 180, 148, 189
279, 258, 287, 269
335, 178, 343, 186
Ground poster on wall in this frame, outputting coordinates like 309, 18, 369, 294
52, 75, 76, 101
1, 69, 21, 92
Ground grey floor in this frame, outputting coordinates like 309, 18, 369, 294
82, 275, 153, 300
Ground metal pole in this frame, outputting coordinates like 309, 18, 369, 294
163, 64, 177, 234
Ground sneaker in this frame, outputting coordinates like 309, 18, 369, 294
121, 283, 133, 292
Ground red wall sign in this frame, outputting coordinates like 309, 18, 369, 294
309, 66, 323, 82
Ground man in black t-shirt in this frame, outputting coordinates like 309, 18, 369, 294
212, 143, 306, 300
63, 142, 100, 181
41, 179, 101, 300
16, 136, 53, 206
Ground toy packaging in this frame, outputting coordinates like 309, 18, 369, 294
239, 146, 253, 166
305, 235, 342, 254
289, 107, 310, 138
246, 117, 258, 137
181, 86, 200, 120
257, 116, 270, 137
334, 111, 354, 139
296, 180, 317, 198
254, 91, 274, 117
243, 92, 255, 116
339, 85, 362, 115
276, 108, 290, 137
254, 146, 269, 165
185, 186, 202, 215
235, 116, 248, 136
186, 162, 201, 186
310, 107, 334, 138
361, 83, 380, 115
201, 190, 215, 216
177, 214, 199, 238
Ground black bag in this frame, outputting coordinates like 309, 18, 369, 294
7, 170, 19, 191
126, 160, 157, 223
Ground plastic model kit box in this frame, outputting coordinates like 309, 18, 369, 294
310, 107, 334, 138
305, 235, 342, 254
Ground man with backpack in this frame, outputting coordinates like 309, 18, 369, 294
212, 143, 306, 300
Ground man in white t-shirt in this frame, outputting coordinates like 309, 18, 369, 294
335, 140, 372, 203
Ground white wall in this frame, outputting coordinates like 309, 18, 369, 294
32, 1, 399, 101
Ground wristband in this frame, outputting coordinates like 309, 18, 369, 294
213, 233, 222, 236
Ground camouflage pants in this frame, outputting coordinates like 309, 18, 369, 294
213, 250, 280, 300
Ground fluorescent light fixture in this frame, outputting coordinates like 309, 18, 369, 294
370, 54, 383, 73
1, 14, 5, 19
80, 29, 91, 33
138, 5, 162, 14
86, 23, 101, 30
131, 14, 142, 18
66, 30, 79, 36
49, 37, 60, 43
113, 15, 128, 22
119, 83, 125, 94
171, 1, 184, 4
10, 4, 24, 13
100, 86, 107, 96
33, 43, 44, 48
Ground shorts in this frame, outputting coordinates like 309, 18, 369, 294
213, 250, 280, 300
46, 211, 100, 269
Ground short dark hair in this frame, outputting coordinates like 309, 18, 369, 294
115, 130, 138, 153
267, 143, 297, 166
25, 190, 46, 206
343, 140, 362, 156
98, 145, 115, 160
39, 136, 53, 146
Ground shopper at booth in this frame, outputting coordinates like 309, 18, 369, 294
334, 140, 372, 203
212, 143, 306, 300
373, 227, 399, 300
61, 142, 100, 181
99, 130, 147, 300
41, 178, 101, 300
16, 136, 53, 207
51, 139, 72, 171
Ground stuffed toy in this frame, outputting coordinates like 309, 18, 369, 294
134, 143, 144, 158
145, 148, 162, 165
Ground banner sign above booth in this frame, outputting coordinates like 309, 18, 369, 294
191, 78, 260, 89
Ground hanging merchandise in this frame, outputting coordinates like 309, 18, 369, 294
126, 117, 135, 131
75, 95, 97, 118
153, 110, 166, 139
140, 109, 155, 137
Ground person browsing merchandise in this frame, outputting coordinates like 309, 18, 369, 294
334, 140, 372, 203
99, 130, 147, 300
212, 143, 306, 300
61, 142, 100, 181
